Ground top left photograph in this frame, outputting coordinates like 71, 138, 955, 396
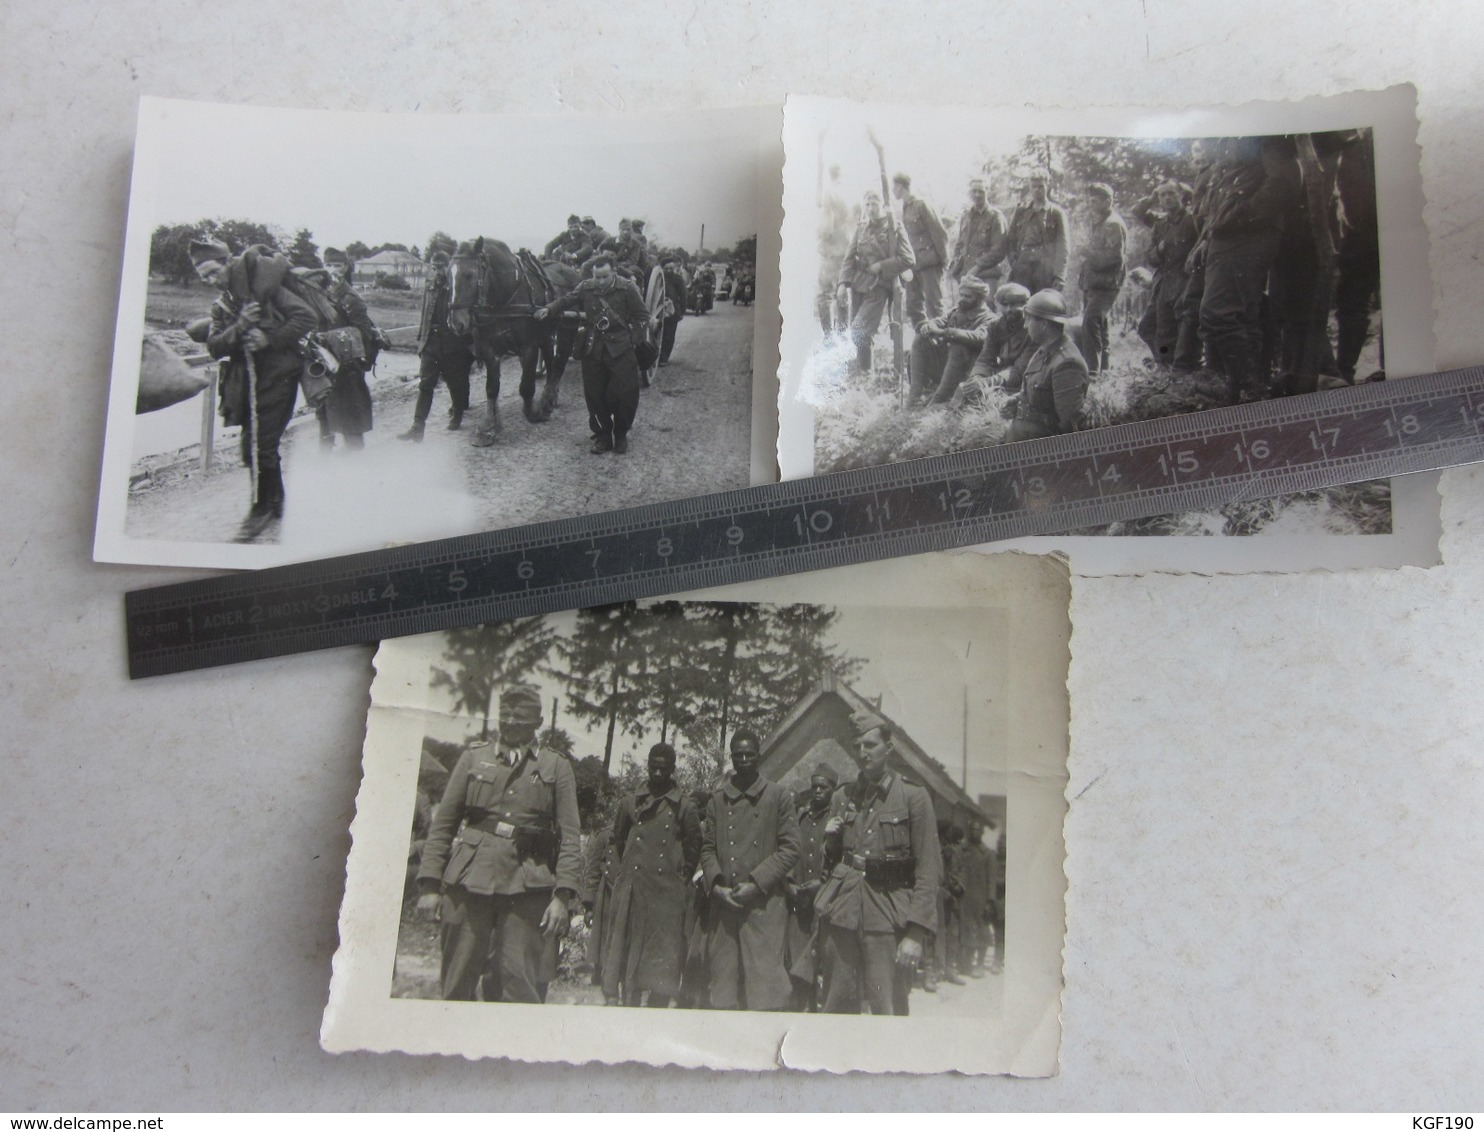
96, 98, 783, 569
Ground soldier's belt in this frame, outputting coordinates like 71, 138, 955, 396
846, 853, 916, 887
467, 819, 553, 842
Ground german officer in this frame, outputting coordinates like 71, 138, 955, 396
415, 685, 582, 1003
536, 252, 653, 454
816, 713, 942, 1015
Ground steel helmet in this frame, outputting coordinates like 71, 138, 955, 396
1023, 289, 1070, 324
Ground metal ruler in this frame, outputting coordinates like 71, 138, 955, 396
126, 367, 1484, 678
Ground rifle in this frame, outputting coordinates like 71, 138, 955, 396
866, 126, 909, 405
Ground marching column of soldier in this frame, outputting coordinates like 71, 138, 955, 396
412, 684, 1001, 1013
822, 130, 1381, 442
181, 211, 736, 542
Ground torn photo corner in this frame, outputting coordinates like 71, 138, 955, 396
322, 551, 1069, 1075
96, 97, 783, 569
778, 86, 1438, 575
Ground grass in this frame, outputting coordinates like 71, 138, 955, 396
812, 323, 1394, 537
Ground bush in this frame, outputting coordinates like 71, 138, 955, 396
373, 272, 412, 291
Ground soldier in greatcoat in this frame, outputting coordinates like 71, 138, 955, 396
415, 685, 583, 1003
599, 743, 702, 1008
816, 712, 942, 1015
399, 250, 475, 440
536, 252, 654, 455
698, 728, 801, 1011
835, 190, 915, 374
315, 247, 381, 449
785, 762, 838, 1011
191, 236, 319, 543
892, 172, 949, 324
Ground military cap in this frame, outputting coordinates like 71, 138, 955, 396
188, 236, 230, 267
892, 171, 912, 187
810, 762, 839, 787
1086, 182, 1114, 201
430, 250, 450, 267
631, 219, 646, 231
567, 213, 582, 225
959, 276, 991, 297
850, 706, 887, 739
995, 282, 1032, 308
582, 216, 596, 225
1024, 289, 1070, 325
498, 684, 543, 729
323, 247, 348, 265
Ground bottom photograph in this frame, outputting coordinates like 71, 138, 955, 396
324, 552, 1069, 1075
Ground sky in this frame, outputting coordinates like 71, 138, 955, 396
421, 601, 1009, 803
134, 98, 773, 256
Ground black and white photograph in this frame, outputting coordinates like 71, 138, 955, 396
324, 553, 1070, 1074
96, 98, 782, 568
777, 90, 1437, 575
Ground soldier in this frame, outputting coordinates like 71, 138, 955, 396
948, 177, 1010, 292
601, 219, 651, 284
698, 728, 801, 1012
958, 818, 995, 977
816, 713, 942, 1015
911, 276, 993, 407
1198, 135, 1300, 403
414, 685, 583, 1003
961, 283, 1036, 406
1000, 289, 1089, 443
892, 172, 949, 324
785, 762, 838, 1012
930, 823, 966, 990
1178, 139, 1220, 374
190, 236, 319, 543
582, 216, 611, 254
658, 255, 688, 366
1006, 170, 1069, 294
317, 248, 383, 450
1333, 130, 1380, 383
835, 189, 915, 374
399, 250, 474, 441
816, 165, 853, 334
1132, 181, 1201, 370
544, 214, 594, 266
535, 252, 653, 455
1076, 184, 1127, 374
599, 743, 702, 1008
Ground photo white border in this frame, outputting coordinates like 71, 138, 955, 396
95, 97, 783, 570
777, 87, 1438, 575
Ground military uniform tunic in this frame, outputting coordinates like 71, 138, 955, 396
1006, 200, 1070, 293
411, 267, 475, 425
911, 301, 994, 404
816, 770, 942, 1015
899, 192, 950, 323
601, 786, 702, 1000
785, 803, 835, 996
418, 740, 582, 1001
1004, 333, 1090, 443
1077, 211, 1128, 372
950, 203, 1010, 285
540, 276, 651, 443
698, 774, 801, 1011
837, 217, 916, 371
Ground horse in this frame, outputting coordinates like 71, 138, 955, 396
446, 236, 580, 446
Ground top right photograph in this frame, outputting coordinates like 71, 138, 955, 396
777, 89, 1435, 574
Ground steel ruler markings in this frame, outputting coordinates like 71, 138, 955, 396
126, 367, 1484, 677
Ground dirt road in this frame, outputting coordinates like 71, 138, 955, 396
123, 303, 757, 553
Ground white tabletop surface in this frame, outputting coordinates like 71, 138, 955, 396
2, 0, 1482, 1110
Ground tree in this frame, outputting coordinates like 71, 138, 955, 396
345, 240, 373, 261
425, 231, 458, 260
429, 617, 558, 738
287, 228, 321, 269
730, 234, 758, 270
552, 603, 661, 776
149, 223, 200, 285
372, 242, 409, 255
213, 218, 284, 255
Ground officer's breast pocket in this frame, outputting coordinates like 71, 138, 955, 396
879, 812, 912, 853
